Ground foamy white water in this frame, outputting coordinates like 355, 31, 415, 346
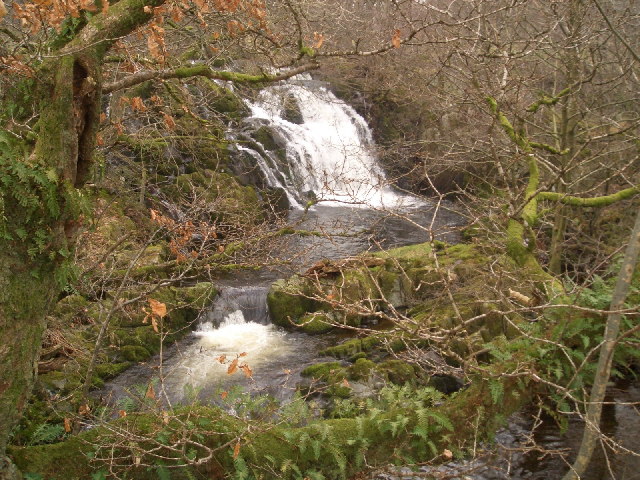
245, 76, 419, 209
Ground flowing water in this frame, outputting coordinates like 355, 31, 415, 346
102, 77, 460, 406
101, 78, 639, 478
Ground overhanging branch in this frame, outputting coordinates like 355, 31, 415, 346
538, 186, 640, 207
103, 62, 320, 94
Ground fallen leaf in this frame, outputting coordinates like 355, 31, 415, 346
342, 378, 350, 387
64, 417, 72, 432
163, 112, 176, 130
220, 391, 228, 400
218, 354, 226, 364
233, 441, 241, 459
145, 383, 155, 399
162, 411, 169, 424
78, 403, 90, 415
239, 352, 247, 357
443, 449, 453, 459
392, 29, 401, 48
118, 409, 127, 418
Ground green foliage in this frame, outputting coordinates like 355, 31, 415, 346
0, 130, 89, 280
28, 422, 65, 446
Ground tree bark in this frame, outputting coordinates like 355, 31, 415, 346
563, 206, 640, 480
0, 0, 172, 475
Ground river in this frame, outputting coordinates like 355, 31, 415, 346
100, 77, 639, 479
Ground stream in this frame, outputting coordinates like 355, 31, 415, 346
100, 78, 639, 479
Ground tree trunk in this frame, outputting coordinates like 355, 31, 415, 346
563, 206, 640, 480
0, 255, 57, 480
0, 1, 167, 474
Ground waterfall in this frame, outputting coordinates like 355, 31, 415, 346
239, 76, 417, 209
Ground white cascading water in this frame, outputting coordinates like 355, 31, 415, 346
152, 287, 292, 402
245, 76, 416, 209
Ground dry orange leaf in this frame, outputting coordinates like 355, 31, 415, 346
240, 364, 253, 378
313, 32, 324, 49
163, 112, 176, 130
220, 391, 228, 400
118, 409, 127, 418
162, 411, 169, 425
227, 358, 239, 375
64, 417, 72, 432
149, 298, 167, 318
78, 403, 90, 415
145, 383, 156, 399
233, 441, 241, 459
218, 354, 226, 364
239, 352, 247, 357
130, 96, 147, 112
391, 29, 401, 48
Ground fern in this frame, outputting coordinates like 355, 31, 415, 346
488, 379, 504, 404
28, 422, 65, 445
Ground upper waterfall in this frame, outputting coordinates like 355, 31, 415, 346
240, 77, 416, 209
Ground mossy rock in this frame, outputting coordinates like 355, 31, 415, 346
283, 94, 303, 124
172, 169, 262, 223
94, 362, 132, 381
348, 358, 376, 381
199, 78, 249, 118
113, 244, 166, 270
296, 312, 334, 334
267, 277, 321, 328
301, 362, 344, 380
252, 126, 280, 151
320, 336, 381, 359
119, 345, 151, 362
377, 360, 416, 385
52, 294, 90, 322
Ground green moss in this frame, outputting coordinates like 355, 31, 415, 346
94, 362, 132, 380
267, 277, 320, 328
377, 360, 416, 385
301, 362, 344, 379
297, 312, 334, 334
252, 126, 280, 151
119, 345, 151, 362
349, 358, 376, 381
320, 336, 381, 359
172, 169, 261, 223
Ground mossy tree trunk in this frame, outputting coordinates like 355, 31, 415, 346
0, 0, 166, 476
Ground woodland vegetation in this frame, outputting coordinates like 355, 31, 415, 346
0, 0, 639, 479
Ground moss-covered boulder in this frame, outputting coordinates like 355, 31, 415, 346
172, 169, 262, 223
267, 276, 322, 328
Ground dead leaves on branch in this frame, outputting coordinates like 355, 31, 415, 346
5, 0, 269, 60
149, 208, 219, 264
142, 297, 167, 332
